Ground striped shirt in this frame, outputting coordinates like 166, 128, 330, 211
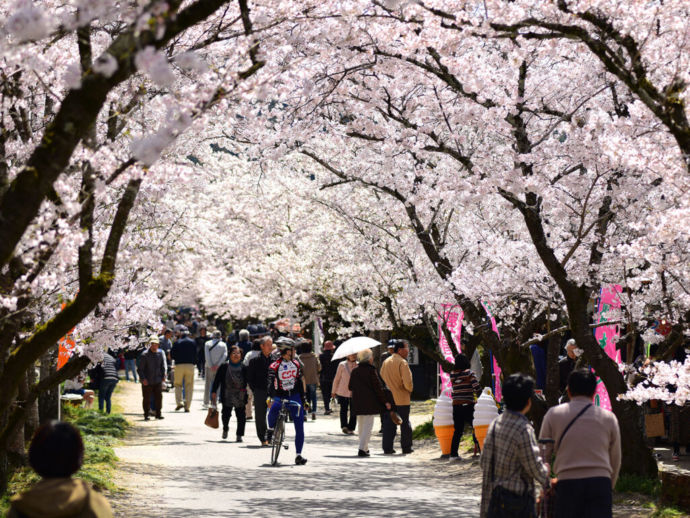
449, 369, 480, 405
480, 410, 549, 518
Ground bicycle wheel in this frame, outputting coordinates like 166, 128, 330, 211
270, 414, 285, 466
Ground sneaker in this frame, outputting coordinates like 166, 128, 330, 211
358, 449, 370, 457
175, 404, 184, 411
295, 455, 308, 465
440, 454, 450, 459
311, 413, 316, 421
672, 453, 680, 462
236, 436, 243, 443
222, 428, 228, 439
155, 415, 164, 420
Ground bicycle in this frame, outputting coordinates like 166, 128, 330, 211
270, 398, 303, 466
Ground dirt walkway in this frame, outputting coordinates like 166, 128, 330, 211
110, 376, 482, 517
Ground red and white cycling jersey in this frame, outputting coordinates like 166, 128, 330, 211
268, 359, 302, 395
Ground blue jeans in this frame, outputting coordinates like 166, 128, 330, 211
124, 359, 138, 381
267, 394, 304, 455
306, 384, 317, 413
99, 379, 118, 414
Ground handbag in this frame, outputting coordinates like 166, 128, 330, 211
204, 407, 219, 429
487, 426, 536, 518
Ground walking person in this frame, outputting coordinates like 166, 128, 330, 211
319, 341, 338, 415
266, 338, 309, 465
349, 348, 391, 457
195, 325, 208, 378
480, 373, 550, 518
247, 336, 274, 445
137, 335, 166, 421
123, 337, 141, 382
171, 326, 197, 412
380, 339, 414, 454
299, 340, 321, 420
8, 422, 113, 518
539, 369, 621, 518
98, 351, 119, 414
332, 353, 357, 434
448, 353, 481, 458
204, 329, 227, 408
211, 346, 248, 442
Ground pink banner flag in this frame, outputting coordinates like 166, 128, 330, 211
593, 285, 622, 411
438, 304, 463, 396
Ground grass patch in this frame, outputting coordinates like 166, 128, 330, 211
645, 502, 688, 518
615, 473, 661, 498
0, 405, 129, 515
413, 419, 435, 440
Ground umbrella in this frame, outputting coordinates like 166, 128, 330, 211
332, 336, 381, 360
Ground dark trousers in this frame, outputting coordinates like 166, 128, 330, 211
451, 404, 479, 456
337, 396, 356, 431
253, 389, 268, 442
555, 477, 612, 518
99, 379, 118, 414
321, 380, 333, 411
306, 383, 317, 413
382, 404, 412, 452
222, 404, 246, 437
142, 383, 163, 417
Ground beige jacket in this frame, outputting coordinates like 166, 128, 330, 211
9, 478, 113, 518
380, 353, 413, 405
539, 396, 622, 486
332, 359, 357, 398
299, 352, 321, 385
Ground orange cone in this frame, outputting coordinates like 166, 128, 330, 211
474, 424, 489, 449
434, 425, 455, 455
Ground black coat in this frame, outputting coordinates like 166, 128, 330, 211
348, 362, 388, 416
211, 362, 248, 406
319, 350, 339, 382
246, 353, 273, 393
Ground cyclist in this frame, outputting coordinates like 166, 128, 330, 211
266, 337, 309, 465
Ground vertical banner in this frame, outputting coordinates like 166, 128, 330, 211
438, 304, 463, 396
481, 301, 502, 402
57, 302, 76, 370
593, 285, 622, 411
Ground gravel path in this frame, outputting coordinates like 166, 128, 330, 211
110, 374, 482, 518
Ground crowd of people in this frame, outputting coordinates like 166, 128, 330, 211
17, 308, 673, 518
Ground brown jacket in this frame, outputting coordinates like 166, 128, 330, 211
9, 478, 113, 518
380, 353, 413, 405
299, 352, 321, 385
349, 361, 389, 415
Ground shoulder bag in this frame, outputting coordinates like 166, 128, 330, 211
487, 425, 536, 518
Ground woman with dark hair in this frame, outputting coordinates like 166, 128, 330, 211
9, 421, 113, 517
211, 345, 248, 442
448, 353, 481, 458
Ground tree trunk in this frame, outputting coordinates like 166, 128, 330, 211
38, 349, 59, 425
545, 334, 561, 408
25, 364, 39, 441
566, 288, 658, 477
